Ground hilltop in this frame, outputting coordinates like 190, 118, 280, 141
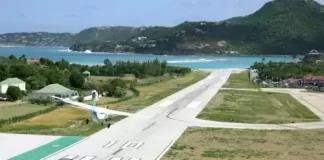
70, 0, 324, 55
71, 26, 146, 44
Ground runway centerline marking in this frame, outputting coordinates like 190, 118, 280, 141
103, 141, 118, 148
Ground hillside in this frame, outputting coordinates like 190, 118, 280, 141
131, 0, 324, 55
71, 26, 146, 43
0, 26, 146, 47
0, 32, 74, 47
70, 0, 324, 55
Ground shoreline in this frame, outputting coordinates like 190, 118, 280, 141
0, 46, 293, 57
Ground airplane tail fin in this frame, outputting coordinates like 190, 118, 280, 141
91, 90, 98, 116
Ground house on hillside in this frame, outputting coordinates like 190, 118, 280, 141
30, 83, 78, 100
308, 49, 323, 55
83, 71, 91, 77
216, 41, 227, 47
0, 78, 26, 94
27, 59, 40, 64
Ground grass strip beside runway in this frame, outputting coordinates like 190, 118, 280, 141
197, 90, 320, 124
162, 127, 324, 160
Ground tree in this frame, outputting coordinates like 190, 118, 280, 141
46, 70, 65, 85
0, 64, 10, 81
69, 72, 85, 88
26, 75, 47, 90
104, 59, 113, 67
8, 55, 17, 60
6, 86, 22, 101
19, 54, 27, 62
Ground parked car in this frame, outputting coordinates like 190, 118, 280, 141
0, 97, 8, 101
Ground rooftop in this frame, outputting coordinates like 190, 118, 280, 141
36, 84, 75, 94
0, 78, 25, 85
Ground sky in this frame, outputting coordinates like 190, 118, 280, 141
1, 0, 324, 33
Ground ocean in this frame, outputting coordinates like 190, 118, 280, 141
0, 47, 292, 69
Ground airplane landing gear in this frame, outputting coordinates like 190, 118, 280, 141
107, 123, 111, 128
85, 119, 89, 124
105, 118, 108, 122
101, 122, 104, 126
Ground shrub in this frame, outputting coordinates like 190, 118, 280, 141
6, 86, 22, 101
114, 86, 126, 98
78, 95, 84, 102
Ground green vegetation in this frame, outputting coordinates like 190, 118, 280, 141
71, 26, 145, 44
0, 103, 51, 120
222, 71, 259, 88
0, 103, 57, 127
0, 107, 125, 136
0, 55, 190, 92
197, 90, 319, 124
110, 71, 209, 112
251, 60, 324, 80
72, 0, 324, 55
69, 71, 85, 88
162, 127, 324, 160
0, 32, 73, 47
6, 86, 22, 101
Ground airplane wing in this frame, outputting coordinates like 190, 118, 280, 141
52, 96, 133, 117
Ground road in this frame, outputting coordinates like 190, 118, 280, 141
43, 70, 324, 160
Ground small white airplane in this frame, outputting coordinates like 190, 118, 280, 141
52, 91, 132, 128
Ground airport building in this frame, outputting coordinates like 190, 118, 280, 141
30, 83, 78, 99
0, 78, 26, 94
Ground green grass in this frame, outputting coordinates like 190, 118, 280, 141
0, 71, 208, 136
0, 106, 125, 136
162, 127, 324, 160
202, 149, 271, 158
113, 71, 210, 112
197, 90, 319, 124
222, 71, 259, 89
0, 103, 51, 120
0, 115, 125, 136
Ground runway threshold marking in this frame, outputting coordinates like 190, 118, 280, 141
80, 156, 96, 160
60, 155, 78, 160
186, 101, 202, 108
110, 158, 123, 160
103, 141, 118, 148
121, 142, 144, 149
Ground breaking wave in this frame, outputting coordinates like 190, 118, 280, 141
167, 58, 230, 63
57, 49, 72, 52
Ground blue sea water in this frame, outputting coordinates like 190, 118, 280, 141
0, 47, 292, 69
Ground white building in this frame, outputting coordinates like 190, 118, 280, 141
0, 78, 26, 94
249, 69, 259, 81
